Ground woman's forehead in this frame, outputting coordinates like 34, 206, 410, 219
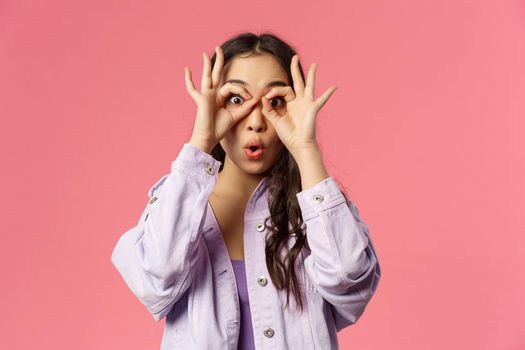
222, 78, 288, 90
221, 55, 289, 88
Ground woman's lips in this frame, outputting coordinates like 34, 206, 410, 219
244, 147, 264, 159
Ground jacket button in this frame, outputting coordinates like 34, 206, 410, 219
149, 196, 157, 204
257, 276, 268, 286
256, 223, 265, 232
206, 164, 215, 175
312, 194, 324, 203
263, 327, 274, 338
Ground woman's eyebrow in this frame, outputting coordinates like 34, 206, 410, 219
223, 79, 288, 87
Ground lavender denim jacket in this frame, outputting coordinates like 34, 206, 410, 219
111, 142, 381, 350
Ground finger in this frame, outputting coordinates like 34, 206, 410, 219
217, 82, 252, 102
201, 52, 213, 91
305, 63, 317, 100
315, 85, 337, 110
211, 46, 223, 89
230, 97, 259, 123
184, 67, 199, 100
291, 55, 305, 96
264, 86, 295, 103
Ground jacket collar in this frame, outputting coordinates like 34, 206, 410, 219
244, 176, 271, 221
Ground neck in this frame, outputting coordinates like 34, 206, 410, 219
215, 155, 267, 200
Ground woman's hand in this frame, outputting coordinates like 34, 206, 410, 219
261, 55, 337, 156
184, 46, 259, 152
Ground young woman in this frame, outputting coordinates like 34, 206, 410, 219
111, 32, 381, 350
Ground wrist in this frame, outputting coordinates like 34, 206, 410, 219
291, 145, 323, 165
292, 146, 330, 190
188, 138, 215, 154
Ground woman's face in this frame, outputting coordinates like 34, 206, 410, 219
218, 53, 289, 175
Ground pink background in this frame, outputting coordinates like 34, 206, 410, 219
1, 0, 524, 349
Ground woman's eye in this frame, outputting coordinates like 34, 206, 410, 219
270, 97, 285, 108
227, 94, 245, 105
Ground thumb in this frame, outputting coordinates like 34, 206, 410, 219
230, 97, 257, 123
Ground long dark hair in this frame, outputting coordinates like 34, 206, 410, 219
209, 31, 348, 312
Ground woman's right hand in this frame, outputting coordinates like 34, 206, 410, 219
184, 46, 259, 153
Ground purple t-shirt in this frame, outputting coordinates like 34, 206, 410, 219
231, 259, 256, 350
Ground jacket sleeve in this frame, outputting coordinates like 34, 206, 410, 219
110, 143, 222, 321
296, 176, 381, 331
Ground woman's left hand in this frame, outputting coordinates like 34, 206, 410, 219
261, 55, 337, 156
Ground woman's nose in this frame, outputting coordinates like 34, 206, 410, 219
245, 101, 267, 131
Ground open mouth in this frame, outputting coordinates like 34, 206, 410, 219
244, 146, 264, 159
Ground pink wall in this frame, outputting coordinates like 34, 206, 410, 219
1, 0, 524, 349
